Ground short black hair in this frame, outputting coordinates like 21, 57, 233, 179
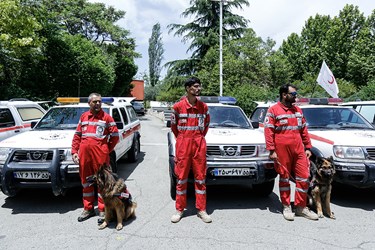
279, 84, 297, 101
185, 77, 201, 89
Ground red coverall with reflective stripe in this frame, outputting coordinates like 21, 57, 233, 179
264, 102, 312, 207
72, 109, 119, 212
171, 97, 210, 212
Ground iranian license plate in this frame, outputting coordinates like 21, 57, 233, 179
13, 171, 50, 180
212, 168, 252, 176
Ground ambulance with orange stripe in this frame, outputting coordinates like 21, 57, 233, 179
0, 97, 141, 196
250, 98, 375, 189
0, 99, 46, 141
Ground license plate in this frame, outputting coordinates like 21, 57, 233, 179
13, 171, 50, 179
212, 168, 252, 176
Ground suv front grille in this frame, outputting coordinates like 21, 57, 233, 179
206, 145, 256, 157
11, 150, 65, 162
366, 147, 375, 159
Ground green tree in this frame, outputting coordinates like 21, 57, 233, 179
148, 23, 164, 87
347, 10, 375, 86
0, 0, 43, 98
167, 0, 249, 75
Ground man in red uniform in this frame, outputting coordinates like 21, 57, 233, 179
264, 84, 318, 221
72, 93, 119, 222
170, 77, 211, 223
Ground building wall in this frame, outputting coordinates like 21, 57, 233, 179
129, 80, 144, 101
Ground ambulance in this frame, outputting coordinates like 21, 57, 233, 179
250, 98, 375, 188
0, 97, 141, 197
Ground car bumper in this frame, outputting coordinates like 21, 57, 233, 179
0, 149, 81, 196
333, 161, 375, 188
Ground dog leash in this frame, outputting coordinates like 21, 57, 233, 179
274, 159, 297, 183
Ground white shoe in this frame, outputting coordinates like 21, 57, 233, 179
171, 210, 184, 223
197, 210, 212, 223
295, 206, 319, 220
282, 205, 294, 221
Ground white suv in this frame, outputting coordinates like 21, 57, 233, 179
0, 97, 141, 197
167, 97, 277, 199
250, 99, 375, 189
0, 99, 46, 141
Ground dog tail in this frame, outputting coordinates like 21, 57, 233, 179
125, 201, 137, 220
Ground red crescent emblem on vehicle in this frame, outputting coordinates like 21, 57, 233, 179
328, 76, 335, 84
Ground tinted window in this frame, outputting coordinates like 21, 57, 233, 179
357, 105, 375, 123
0, 108, 15, 128
126, 106, 138, 122
17, 107, 45, 121
209, 106, 251, 128
119, 107, 129, 125
302, 107, 373, 129
250, 107, 268, 123
111, 108, 122, 124
36, 107, 89, 129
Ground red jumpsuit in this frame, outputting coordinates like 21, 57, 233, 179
264, 102, 312, 207
171, 97, 210, 212
72, 109, 119, 212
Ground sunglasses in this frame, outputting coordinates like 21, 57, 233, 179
287, 91, 298, 97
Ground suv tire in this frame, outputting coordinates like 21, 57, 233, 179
128, 136, 140, 163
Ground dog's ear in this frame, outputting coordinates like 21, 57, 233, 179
327, 156, 334, 163
316, 157, 324, 166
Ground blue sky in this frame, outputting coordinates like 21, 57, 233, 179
90, 0, 375, 78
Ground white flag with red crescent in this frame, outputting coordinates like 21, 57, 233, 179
317, 60, 339, 98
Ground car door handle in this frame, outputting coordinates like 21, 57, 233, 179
14, 130, 20, 133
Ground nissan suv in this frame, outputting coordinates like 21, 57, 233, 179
167, 97, 277, 199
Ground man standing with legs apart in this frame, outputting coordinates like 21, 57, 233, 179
170, 77, 211, 223
72, 93, 119, 223
264, 84, 318, 221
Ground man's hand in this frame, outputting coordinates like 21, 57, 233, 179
305, 149, 312, 159
269, 150, 278, 160
73, 153, 79, 164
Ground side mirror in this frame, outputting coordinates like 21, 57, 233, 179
116, 122, 124, 129
251, 121, 259, 129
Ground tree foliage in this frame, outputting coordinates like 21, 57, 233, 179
0, 0, 138, 100
166, 0, 249, 76
148, 23, 164, 87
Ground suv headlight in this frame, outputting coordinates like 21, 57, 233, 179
333, 146, 365, 159
258, 144, 269, 157
0, 148, 11, 164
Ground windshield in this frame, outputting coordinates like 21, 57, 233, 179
208, 106, 251, 128
302, 107, 374, 130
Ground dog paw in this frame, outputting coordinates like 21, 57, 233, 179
98, 222, 108, 230
317, 212, 324, 218
329, 212, 336, 220
116, 224, 123, 231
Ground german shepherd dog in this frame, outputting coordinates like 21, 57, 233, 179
87, 165, 137, 230
308, 156, 336, 219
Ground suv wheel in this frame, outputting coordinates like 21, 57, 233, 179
128, 137, 140, 163
252, 180, 275, 196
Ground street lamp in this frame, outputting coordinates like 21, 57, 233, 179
212, 0, 231, 96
